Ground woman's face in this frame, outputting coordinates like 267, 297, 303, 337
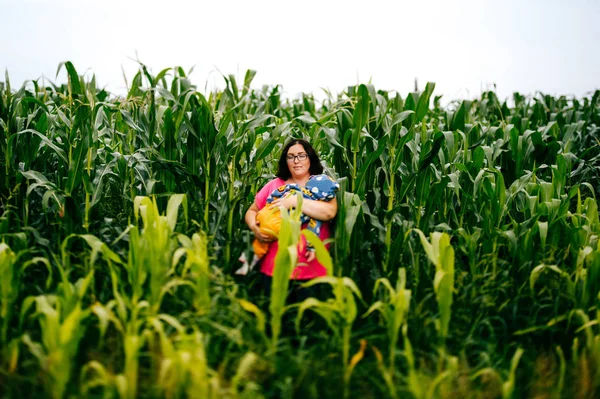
286, 143, 311, 180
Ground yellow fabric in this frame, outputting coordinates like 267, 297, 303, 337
252, 204, 281, 258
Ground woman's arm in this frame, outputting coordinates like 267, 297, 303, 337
271, 194, 338, 221
245, 202, 274, 242
271, 195, 337, 263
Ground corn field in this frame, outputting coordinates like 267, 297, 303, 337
1, 61, 600, 398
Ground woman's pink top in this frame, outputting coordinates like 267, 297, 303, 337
255, 178, 331, 280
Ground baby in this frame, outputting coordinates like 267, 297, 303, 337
252, 174, 339, 258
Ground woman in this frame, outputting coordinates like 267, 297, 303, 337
245, 139, 337, 296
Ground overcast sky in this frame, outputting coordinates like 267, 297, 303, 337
1, 0, 599, 102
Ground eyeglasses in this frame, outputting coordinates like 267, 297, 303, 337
286, 153, 308, 162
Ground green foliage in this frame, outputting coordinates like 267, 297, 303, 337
295, 276, 363, 399
413, 229, 455, 342
269, 196, 302, 354
364, 268, 411, 398
1, 62, 600, 398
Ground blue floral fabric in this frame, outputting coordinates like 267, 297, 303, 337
266, 174, 339, 249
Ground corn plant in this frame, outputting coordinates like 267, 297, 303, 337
0, 243, 17, 346
363, 268, 411, 398
380, 109, 415, 271
572, 195, 600, 309
397, 324, 424, 399
88, 272, 150, 399
502, 348, 524, 399
20, 268, 94, 399
129, 194, 188, 313
183, 90, 219, 228
229, 351, 271, 398
349, 84, 370, 193
0, 243, 48, 375
334, 183, 362, 276
238, 298, 268, 349
413, 230, 455, 346
4, 61, 600, 397
295, 276, 363, 399
269, 197, 302, 354
150, 318, 215, 399
173, 231, 211, 313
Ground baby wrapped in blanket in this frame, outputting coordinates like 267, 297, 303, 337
253, 174, 339, 258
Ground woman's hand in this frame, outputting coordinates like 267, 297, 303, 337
305, 250, 316, 263
245, 202, 275, 243
250, 221, 275, 243
271, 194, 337, 221
270, 193, 298, 210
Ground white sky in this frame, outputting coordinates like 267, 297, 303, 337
1, 0, 599, 101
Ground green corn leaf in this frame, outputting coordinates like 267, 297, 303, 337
254, 134, 279, 161
351, 84, 370, 153
502, 348, 524, 399
301, 229, 333, 276
415, 82, 435, 122
10, 129, 67, 164
354, 135, 387, 197
166, 194, 187, 232
239, 299, 266, 334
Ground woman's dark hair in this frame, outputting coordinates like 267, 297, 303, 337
276, 139, 324, 180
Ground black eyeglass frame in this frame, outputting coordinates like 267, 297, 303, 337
286, 153, 308, 162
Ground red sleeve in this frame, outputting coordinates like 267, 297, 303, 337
255, 178, 285, 209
